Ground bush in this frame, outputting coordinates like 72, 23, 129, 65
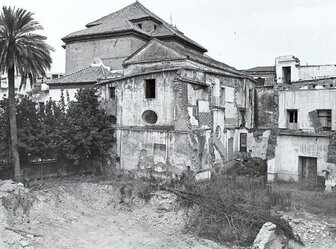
182, 175, 300, 246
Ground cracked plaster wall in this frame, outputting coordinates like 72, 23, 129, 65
268, 135, 335, 182
65, 37, 146, 74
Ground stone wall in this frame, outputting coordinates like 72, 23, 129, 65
255, 87, 275, 129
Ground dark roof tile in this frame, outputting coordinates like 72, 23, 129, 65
47, 66, 120, 85
62, 2, 207, 53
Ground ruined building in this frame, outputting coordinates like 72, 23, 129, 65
98, 39, 255, 172
250, 56, 336, 187
50, 1, 256, 174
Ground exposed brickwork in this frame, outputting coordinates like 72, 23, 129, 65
173, 78, 192, 131
266, 86, 279, 160
327, 133, 336, 164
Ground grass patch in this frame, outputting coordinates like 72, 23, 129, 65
268, 182, 336, 216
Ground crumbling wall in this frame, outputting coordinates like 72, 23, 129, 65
247, 130, 271, 159
117, 71, 177, 127
327, 134, 336, 164
278, 88, 336, 131
255, 87, 275, 128
173, 78, 192, 131
299, 64, 336, 81
269, 135, 334, 181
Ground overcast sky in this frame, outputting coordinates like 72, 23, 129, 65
3, 0, 336, 72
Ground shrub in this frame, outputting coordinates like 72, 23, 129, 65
181, 175, 300, 246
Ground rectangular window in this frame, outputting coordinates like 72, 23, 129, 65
317, 109, 332, 131
145, 79, 156, 99
256, 77, 265, 86
39, 102, 45, 113
239, 110, 246, 127
220, 87, 225, 105
287, 109, 298, 129
240, 133, 247, 152
282, 66, 291, 84
109, 87, 116, 99
249, 89, 253, 104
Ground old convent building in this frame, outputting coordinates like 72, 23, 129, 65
48, 1, 336, 187
49, 2, 255, 174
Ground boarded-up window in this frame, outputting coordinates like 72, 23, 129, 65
228, 138, 233, 160
317, 110, 332, 131
287, 109, 298, 129
299, 156, 317, 183
308, 110, 323, 132
145, 79, 156, 99
154, 143, 166, 164
240, 133, 247, 152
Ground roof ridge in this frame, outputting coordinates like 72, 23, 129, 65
86, 1, 145, 27
64, 1, 207, 53
123, 38, 187, 65
53, 66, 91, 81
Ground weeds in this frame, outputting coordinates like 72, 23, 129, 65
170, 175, 301, 247
269, 182, 336, 216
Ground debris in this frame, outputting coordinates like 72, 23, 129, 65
150, 191, 177, 212
19, 239, 30, 247
252, 222, 285, 249
5, 227, 43, 238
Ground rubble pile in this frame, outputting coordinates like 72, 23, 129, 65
282, 212, 336, 248
0, 180, 36, 249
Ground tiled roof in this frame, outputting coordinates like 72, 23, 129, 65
166, 43, 237, 72
244, 66, 275, 72
47, 66, 120, 85
122, 39, 243, 77
159, 40, 238, 73
62, 2, 207, 53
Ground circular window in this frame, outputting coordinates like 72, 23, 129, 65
215, 125, 221, 139
142, 110, 158, 124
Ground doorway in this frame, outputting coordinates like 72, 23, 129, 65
298, 156, 317, 183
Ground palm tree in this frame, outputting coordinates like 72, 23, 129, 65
0, 6, 53, 180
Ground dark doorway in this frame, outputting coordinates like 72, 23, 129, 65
298, 156, 317, 183
282, 66, 291, 84
228, 138, 234, 161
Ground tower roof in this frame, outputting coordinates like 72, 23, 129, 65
62, 2, 207, 53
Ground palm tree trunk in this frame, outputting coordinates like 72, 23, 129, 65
8, 66, 21, 181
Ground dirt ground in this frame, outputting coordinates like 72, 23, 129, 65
0, 178, 226, 249
1, 177, 336, 249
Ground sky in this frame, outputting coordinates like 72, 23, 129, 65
2, 0, 336, 72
